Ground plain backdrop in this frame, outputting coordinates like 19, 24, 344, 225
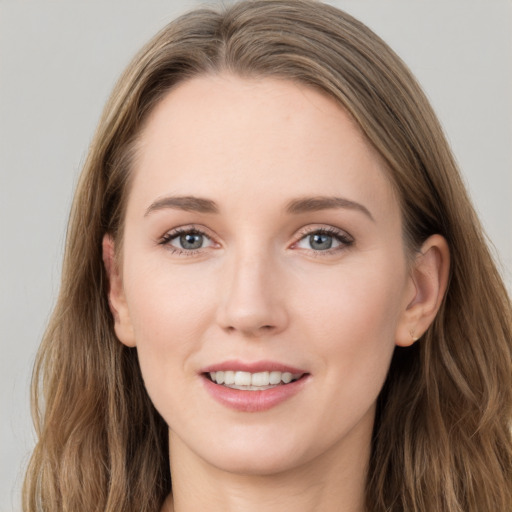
1, 1, 511, 510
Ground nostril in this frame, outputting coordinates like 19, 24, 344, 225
223, 324, 276, 335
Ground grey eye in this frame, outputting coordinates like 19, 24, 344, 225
294, 228, 352, 252
308, 233, 333, 250
177, 232, 204, 250
162, 227, 215, 253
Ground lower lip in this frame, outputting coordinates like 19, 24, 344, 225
202, 375, 309, 412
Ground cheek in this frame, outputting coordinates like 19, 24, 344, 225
125, 255, 217, 335
296, 254, 405, 379
299, 251, 404, 334
122, 260, 218, 391
291, 260, 404, 439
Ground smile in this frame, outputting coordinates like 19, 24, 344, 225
201, 362, 309, 412
207, 370, 303, 390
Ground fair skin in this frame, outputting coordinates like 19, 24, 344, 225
103, 75, 449, 512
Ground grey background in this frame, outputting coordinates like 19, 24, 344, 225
1, 1, 511, 510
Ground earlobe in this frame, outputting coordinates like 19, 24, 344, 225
102, 234, 136, 347
396, 234, 450, 347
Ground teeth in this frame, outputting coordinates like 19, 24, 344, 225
251, 371, 269, 386
210, 371, 224, 384
282, 372, 292, 384
208, 370, 302, 389
235, 371, 252, 386
269, 371, 281, 385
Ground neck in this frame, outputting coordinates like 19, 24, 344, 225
164, 422, 371, 512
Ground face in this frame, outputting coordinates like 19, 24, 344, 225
108, 75, 417, 476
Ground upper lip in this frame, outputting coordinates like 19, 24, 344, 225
200, 360, 307, 375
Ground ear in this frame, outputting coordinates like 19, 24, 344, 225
395, 234, 450, 347
102, 234, 136, 347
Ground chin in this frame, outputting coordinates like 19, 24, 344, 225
192, 427, 316, 477
208, 450, 306, 477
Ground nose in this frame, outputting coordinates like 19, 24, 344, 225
216, 249, 289, 337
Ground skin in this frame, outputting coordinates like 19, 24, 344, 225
103, 75, 449, 512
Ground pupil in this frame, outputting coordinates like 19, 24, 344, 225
180, 233, 203, 250
310, 233, 332, 250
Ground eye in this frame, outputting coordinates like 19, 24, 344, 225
294, 227, 353, 252
160, 227, 215, 253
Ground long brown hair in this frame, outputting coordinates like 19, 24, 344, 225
23, 1, 512, 510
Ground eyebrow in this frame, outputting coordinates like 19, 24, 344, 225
145, 195, 219, 216
144, 194, 374, 221
286, 196, 374, 221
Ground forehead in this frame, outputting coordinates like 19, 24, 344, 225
129, 74, 398, 219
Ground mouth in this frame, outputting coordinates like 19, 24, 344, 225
204, 370, 305, 391
200, 361, 309, 411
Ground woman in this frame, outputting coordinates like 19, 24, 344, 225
23, 1, 512, 511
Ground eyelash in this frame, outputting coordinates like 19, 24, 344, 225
158, 225, 354, 256
292, 226, 354, 255
158, 226, 214, 256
